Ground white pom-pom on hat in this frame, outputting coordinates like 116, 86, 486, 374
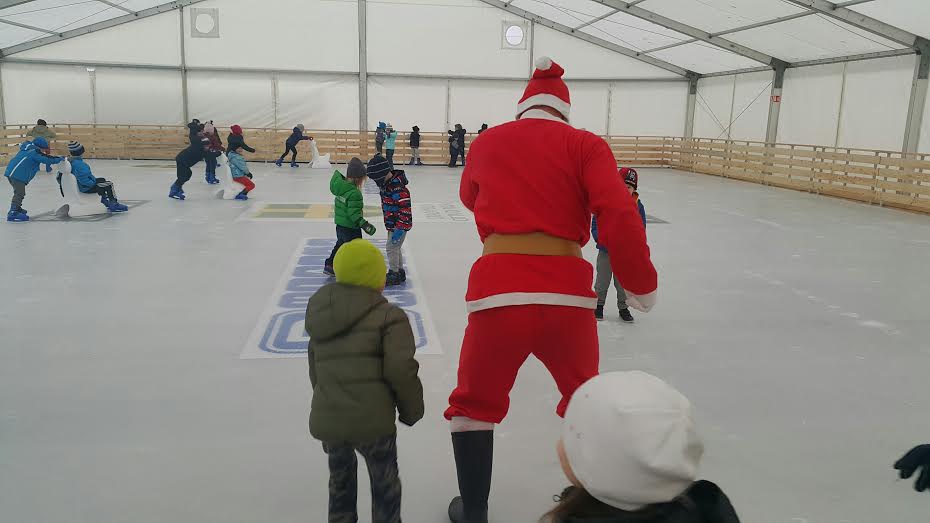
535, 56, 553, 71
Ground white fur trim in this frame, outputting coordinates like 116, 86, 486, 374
516, 93, 570, 121
451, 417, 495, 432
536, 56, 553, 70
467, 292, 596, 313
624, 289, 657, 313
518, 108, 570, 124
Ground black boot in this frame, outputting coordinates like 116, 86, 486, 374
594, 305, 604, 321
449, 430, 493, 523
398, 268, 406, 283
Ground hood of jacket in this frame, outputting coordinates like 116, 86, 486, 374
305, 284, 387, 342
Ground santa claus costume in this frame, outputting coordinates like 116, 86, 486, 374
444, 57, 658, 523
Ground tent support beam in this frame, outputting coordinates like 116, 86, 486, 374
589, 0, 776, 66
765, 61, 787, 144
1, 0, 208, 57
358, 0, 368, 132
903, 44, 930, 153
684, 75, 697, 138
95, 0, 135, 14
475, 0, 692, 77
178, 8, 189, 124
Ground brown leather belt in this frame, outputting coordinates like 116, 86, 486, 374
482, 233, 582, 258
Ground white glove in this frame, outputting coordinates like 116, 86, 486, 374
624, 290, 656, 313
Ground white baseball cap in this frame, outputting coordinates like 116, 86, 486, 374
562, 371, 704, 511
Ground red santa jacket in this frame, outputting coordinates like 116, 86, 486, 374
460, 110, 657, 312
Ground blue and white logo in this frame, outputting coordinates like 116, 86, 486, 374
241, 238, 443, 359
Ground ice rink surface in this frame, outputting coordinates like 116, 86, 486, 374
1, 160, 929, 523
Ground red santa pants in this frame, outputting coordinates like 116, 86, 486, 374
444, 304, 599, 424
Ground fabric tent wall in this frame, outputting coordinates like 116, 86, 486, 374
779, 63, 844, 146
187, 71, 274, 128
277, 74, 359, 131
95, 68, 184, 125
694, 75, 734, 139
566, 82, 609, 135
368, 77, 447, 132
836, 54, 913, 151
2, 62, 93, 124
449, 80, 523, 132
609, 82, 688, 136
729, 71, 773, 143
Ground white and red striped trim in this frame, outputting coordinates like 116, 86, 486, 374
466, 292, 597, 314
516, 93, 571, 121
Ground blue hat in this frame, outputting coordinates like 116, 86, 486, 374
32, 137, 49, 149
68, 141, 85, 156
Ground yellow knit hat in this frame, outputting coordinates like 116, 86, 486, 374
334, 239, 387, 290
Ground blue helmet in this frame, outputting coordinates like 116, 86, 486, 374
32, 137, 49, 149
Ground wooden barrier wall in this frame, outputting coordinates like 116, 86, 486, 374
2, 125, 929, 215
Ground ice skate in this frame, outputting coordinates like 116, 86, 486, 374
234, 190, 249, 201
274, 158, 283, 167
168, 184, 185, 200
619, 308, 634, 323
595, 305, 604, 321
385, 271, 402, 286
290, 162, 299, 168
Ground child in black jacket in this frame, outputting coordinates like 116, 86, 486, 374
407, 126, 423, 166
275, 124, 312, 168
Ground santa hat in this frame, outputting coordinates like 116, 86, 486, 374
517, 56, 571, 121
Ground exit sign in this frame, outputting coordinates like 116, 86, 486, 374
771, 95, 782, 103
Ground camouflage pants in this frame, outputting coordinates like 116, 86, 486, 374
322, 433, 401, 523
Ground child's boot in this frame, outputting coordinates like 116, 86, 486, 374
107, 198, 129, 212
619, 308, 634, 323
168, 184, 181, 200
416, 160, 424, 166
407, 158, 415, 166
234, 190, 249, 201
274, 158, 283, 167
290, 162, 299, 168
7, 205, 27, 222
398, 268, 407, 283
385, 271, 401, 286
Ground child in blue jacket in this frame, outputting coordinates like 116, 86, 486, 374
65, 141, 128, 213
384, 123, 398, 168
592, 167, 646, 323
275, 124, 312, 168
4, 137, 63, 222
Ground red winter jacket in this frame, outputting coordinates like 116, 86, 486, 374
380, 171, 412, 231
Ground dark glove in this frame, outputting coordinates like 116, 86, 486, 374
246, 173, 253, 179
895, 444, 930, 492
362, 222, 376, 236
45, 164, 53, 173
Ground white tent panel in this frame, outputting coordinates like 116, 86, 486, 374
636, 0, 806, 34
694, 75, 734, 139
510, 0, 613, 27
368, 0, 526, 78
778, 62, 844, 146
121, 0, 177, 10
449, 79, 523, 131
95, 68, 183, 125
1, 62, 93, 124
726, 14, 903, 63
852, 0, 930, 41
13, 12, 180, 66
187, 71, 273, 128
729, 70, 773, 143
184, 0, 358, 73
609, 81, 687, 137
582, 11, 690, 52
368, 77, 447, 133
0, 0, 123, 32
532, 26, 680, 79
650, 41, 762, 74
0, 23, 46, 49
836, 54, 913, 151
277, 74, 360, 131
564, 82, 608, 135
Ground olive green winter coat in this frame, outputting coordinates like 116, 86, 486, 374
305, 283, 424, 444
330, 170, 370, 229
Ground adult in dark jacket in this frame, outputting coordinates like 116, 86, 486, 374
478, 123, 489, 135
895, 444, 930, 492
305, 239, 423, 523
407, 126, 423, 166
226, 124, 255, 154
530, 372, 740, 523
276, 124, 312, 167
170, 133, 209, 200
448, 124, 466, 167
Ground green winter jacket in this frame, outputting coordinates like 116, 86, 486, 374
330, 170, 370, 229
305, 283, 424, 444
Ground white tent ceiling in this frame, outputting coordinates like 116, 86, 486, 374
0, 0, 926, 76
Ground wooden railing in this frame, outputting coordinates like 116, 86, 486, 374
3, 125, 929, 215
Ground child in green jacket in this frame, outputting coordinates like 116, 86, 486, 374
323, 157, 377, 276
306, 238, 424, 523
